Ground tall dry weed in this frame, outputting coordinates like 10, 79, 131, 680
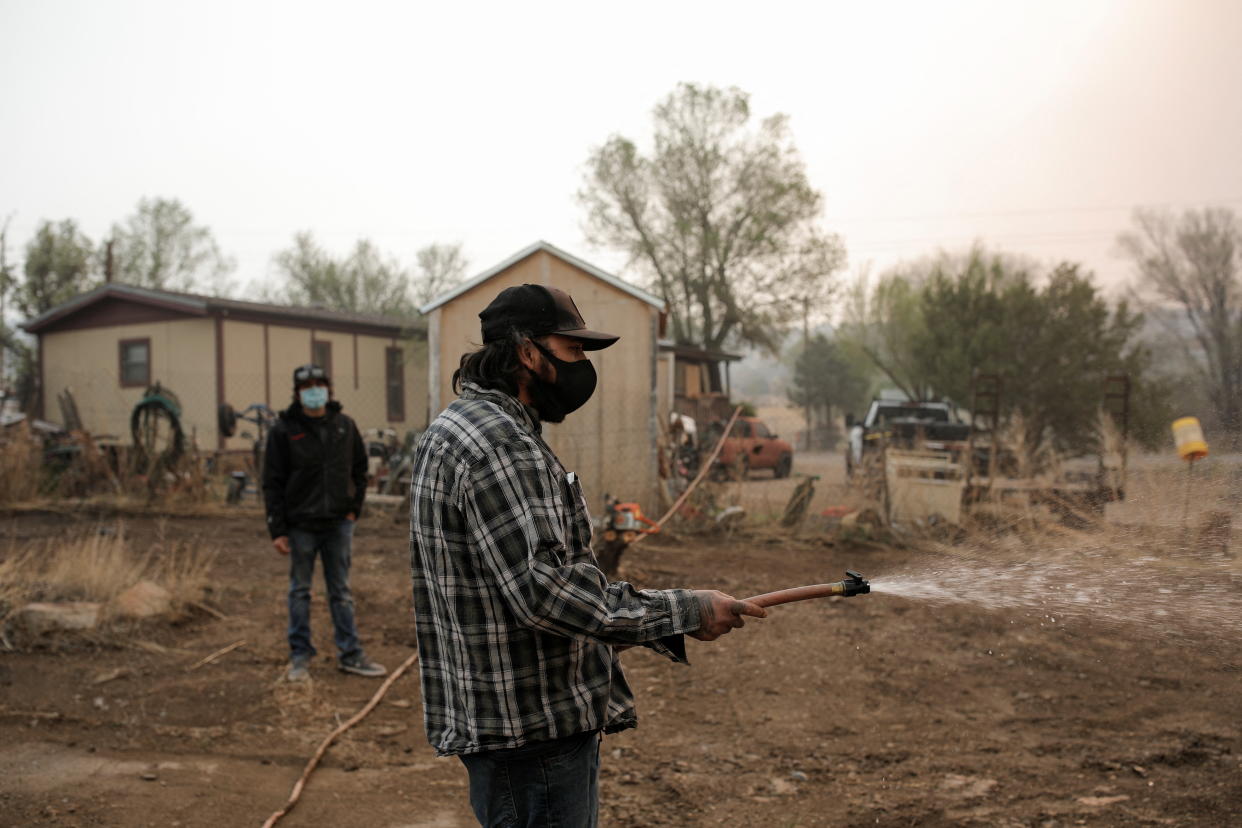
44, 530, 151, 603
1095, 408, 1127, 499
949, 453, 1239, 575
0, 524, 220, 628
147, 519, 218, 610
0, 543, 40, 622
0, 423, 46, 504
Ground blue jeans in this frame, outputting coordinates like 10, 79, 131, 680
287, 520, 362, 663
459, 731, 601, 827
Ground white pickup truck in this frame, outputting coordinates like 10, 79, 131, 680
845, 400, 970, 479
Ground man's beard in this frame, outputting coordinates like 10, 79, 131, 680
525, 371, 568, 424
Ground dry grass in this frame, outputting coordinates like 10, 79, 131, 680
0, 524, 220, 633
147, 520, 219, 610
42, 530, 152, 604
940, 454, 1240, 575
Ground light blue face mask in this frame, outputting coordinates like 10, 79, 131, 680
299, 386, 329, 409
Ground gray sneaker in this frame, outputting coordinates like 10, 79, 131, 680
338, 656, 387, 678
286, 657, 311, 682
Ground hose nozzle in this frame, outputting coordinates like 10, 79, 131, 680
838, 569, 870, 597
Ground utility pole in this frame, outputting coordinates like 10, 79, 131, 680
104, 239, 114, 283
802, 295, 811, 451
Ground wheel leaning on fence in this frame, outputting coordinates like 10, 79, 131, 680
131, 383, 186, 477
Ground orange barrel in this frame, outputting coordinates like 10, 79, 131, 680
1171, 417, 1209, 461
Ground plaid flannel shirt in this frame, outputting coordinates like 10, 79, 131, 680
409, 382, 702, 757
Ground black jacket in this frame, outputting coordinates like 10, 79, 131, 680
262, 400, 367, 539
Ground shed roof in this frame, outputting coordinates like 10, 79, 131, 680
658, 341, 744, 363
23, 283, 422, 337
418, 240, 664, 314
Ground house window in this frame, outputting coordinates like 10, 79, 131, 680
674, 362, 687, 395
706, 362, 724, 393
312, 340, 332, 377
119, 338, 150, 388
386, 347, 405, 422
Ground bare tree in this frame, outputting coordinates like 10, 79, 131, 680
838, 267, 933, 402
580, 83, 845, 354
1118, 207, 1242, 436
413, 242, 468, 307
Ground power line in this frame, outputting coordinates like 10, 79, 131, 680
823, 196, 1242, 225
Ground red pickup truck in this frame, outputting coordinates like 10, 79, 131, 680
712, 416, 794, 479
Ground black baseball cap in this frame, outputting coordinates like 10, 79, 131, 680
292, 364, 330, 387
479, 284, 619, 351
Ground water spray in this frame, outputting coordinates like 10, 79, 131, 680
745, 570, 871, 608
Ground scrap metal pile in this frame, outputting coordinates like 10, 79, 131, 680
0, 382, 203, 501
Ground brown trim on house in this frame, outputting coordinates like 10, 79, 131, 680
215, 317, 226, 450
34, 297, 198, 334
28, 296, 420, 340
25, 292, 206, 333
23, 284, 423, 340
385, 346, 405, 422
36, 334, 44, 420
263, 324, 271, 407
352, 333, 359, 390
658, 342, 743, 362
216, 307, 414, 338
118, 337, 152, 388
312, 339, 333, 380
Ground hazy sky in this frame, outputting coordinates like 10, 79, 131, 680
3, 0, 1240, 316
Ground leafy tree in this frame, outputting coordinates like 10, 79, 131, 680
15, 219, 98, 320
110, 197, 235, 293
0, 215, 18, 394
0, 215, 15, 316
841, 247, 1160, 453
413, 242, 468, 307
991, 264, 1148, 453
788, 332, 870, 446
273, 232, 414, 317
1117, 207, 1242, 438
2, 336, 36, 412
580, 83, 845, 356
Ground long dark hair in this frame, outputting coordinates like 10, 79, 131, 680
452, 327, 532, 397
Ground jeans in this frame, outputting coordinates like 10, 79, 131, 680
459, 730, 601, 828
287, 520, 362, 663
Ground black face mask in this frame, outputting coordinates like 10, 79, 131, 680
526, 340, 597, 423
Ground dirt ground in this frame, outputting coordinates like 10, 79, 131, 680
2, 452, 1241, 827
